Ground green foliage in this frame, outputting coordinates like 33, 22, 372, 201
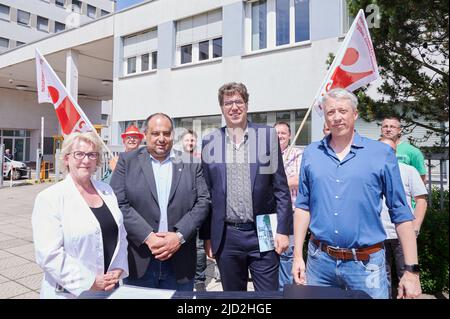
346, 0, 449, 145
417, 188, 449, 293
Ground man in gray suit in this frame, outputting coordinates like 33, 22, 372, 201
110, 113, 210, 291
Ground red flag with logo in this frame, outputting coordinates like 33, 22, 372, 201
313, 9, 379, 115
35, 49, 94, 135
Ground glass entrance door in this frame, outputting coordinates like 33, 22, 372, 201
14, 139, 24, 162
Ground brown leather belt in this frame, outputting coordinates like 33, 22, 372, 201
310, 235, 383, 262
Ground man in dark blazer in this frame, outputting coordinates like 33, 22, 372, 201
201, 82, 292, 291
111, 113, 210, 291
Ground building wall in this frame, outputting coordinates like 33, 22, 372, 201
0, 0, 114, 51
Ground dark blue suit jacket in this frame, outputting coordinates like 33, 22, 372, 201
201, 122, 292, 254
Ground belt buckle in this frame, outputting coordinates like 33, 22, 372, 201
326, 246, 346, 259
326, 245, 336, 256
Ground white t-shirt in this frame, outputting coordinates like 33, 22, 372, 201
381, 162, 428, 239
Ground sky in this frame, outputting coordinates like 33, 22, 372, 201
116, 0, 146, 11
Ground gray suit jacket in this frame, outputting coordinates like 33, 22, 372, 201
110, 147, 210, 281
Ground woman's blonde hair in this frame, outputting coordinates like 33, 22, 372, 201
59, 131, 103, 172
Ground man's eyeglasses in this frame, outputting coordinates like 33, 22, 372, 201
69, 151, 99, 160
125, 136, 140, 140
222, 100, 245, 108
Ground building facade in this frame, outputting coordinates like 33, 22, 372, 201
0, 0, 114, 53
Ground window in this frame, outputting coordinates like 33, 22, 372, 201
123, 29, 158, 75
176, 9, 222, 65
87, 5, 96, 18
295, 0, 310, 42
212, 38, 222, 58
127, 57, 136, 74
17, 10, 31, 26
248, 0, 310, 52
141, 53, 149, 72
248, 112, 267, 125
0, 4, 10, 21
0, 37, 9, 50
151, 51, 158, 70
55, 0, 65, 8
37, 16, 49, 32
252, 0, 267, 50
55, 21, 65, 33
181, 44, 192, 64
199, 40, 209, 61
294, 109, 311, 145
71, 0, 81, 13
276, 0, 290, 46
16, 41, 25, 47
101, 10, 109, 16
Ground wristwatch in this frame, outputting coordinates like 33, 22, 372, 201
176, 231, 185, 245
403, 264, 420, 273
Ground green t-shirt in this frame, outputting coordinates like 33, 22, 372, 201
396, 142, 427, 175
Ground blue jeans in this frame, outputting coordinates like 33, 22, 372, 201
279, 246, 294, 291
124, 259, 194, 291
305, 240, 389, 299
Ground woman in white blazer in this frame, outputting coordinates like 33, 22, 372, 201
32, 131, 128, 299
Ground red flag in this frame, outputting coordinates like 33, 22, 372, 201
313, 9, 379, 115
35, 49, 94, 135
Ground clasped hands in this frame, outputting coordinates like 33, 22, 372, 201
91, 269, 123, 292
145, 232, 181, 261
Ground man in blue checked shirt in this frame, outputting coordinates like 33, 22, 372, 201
292, 88, 422, 299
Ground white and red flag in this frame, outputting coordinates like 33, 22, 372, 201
313, 9, 379, 115
35, 49, 94, 135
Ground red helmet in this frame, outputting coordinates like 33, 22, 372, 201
121, 124, 144, 139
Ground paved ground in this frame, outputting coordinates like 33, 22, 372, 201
0, 182, 254, 298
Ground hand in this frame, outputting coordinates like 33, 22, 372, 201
397, 271, 422, 299
151, 232, 181, 261
104, 269, 123, 291
90, 273, 119, 291
90, 274, 107, 291
204, 239, 214, 259
274, 234, 289, 255
287, 176, 298, 189
292, 256, 307, 285
109, 156, 119, 171
145, 232, 165, 252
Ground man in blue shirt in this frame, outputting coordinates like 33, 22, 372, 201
292, 88, 422, 299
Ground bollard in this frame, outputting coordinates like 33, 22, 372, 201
55, 149, 61, 182
36, 149, 41, 182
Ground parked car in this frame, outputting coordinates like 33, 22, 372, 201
2, 156, 29, 180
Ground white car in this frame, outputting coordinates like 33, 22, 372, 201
2, 157, 29, 180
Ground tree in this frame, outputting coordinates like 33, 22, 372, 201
347, 0, 448, 145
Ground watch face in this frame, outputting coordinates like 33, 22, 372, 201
405, 264, 420, 273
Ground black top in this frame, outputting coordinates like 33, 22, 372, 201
90, 202, 118, 273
